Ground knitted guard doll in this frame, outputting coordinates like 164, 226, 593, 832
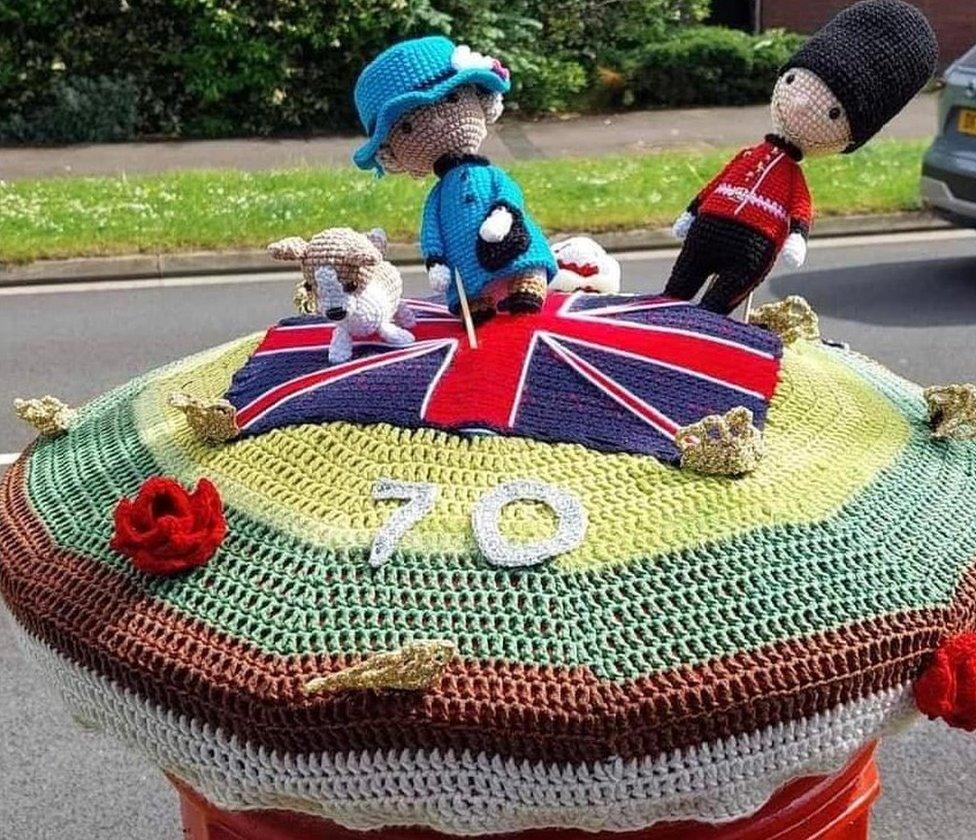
665, 0, 937, 315
353, 36, 557, 323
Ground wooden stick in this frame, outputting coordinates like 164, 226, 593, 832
454, 269, 478, 349
742, 291, 756, 324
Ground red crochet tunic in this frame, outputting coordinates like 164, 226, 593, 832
691, 137, 813, 247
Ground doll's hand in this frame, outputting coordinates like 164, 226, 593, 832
781, 233, 807, 268
671, 211, 694, 241
479, 206, 514, 243
427, 262, 452, 293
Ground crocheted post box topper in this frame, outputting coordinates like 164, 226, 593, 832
665, 0, 937, 315
4, 324, 976, 836
353, 36, 557, 323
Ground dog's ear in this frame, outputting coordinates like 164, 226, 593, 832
343, 229, 384, 268
267, 236, 308, 261
365, 228, 388, 257
346, 245, 381, 268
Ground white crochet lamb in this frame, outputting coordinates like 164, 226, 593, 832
268, 227, 416, 364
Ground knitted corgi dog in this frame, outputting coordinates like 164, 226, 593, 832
666, 0, 937, 315
353, 37, 557, 324
268, 227, 416, 364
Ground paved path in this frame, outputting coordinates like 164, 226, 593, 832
2, 230, 976, 838
0, 95, 939, 181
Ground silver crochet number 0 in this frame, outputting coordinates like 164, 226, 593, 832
369, 479, 439, 568
471, 480, 587, 568
369, 478, 586, 568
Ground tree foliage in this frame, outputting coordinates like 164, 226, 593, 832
3, 1, 792, 143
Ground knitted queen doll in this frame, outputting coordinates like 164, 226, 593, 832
666, 0, 937, 315
353, 37, 557, 323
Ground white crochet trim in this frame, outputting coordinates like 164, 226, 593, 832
714, 184, 789, 221
13, 623, 916, 836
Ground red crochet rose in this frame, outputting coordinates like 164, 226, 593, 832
914, 633, 976, 730
111, 477, 226, 575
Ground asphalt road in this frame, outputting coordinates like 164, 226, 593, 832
2, 230, 976, 839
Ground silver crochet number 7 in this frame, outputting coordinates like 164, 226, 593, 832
369, 479, 439, 568
369, 478, 587, 569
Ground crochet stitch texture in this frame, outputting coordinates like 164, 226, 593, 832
783, 0, 938, 152
353, 36, 509, 174
2, 323, 975, 833
221, 293, 781, 462
421, 156, 556, 311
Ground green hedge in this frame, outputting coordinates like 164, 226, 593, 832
0, 0, 710, 143
616, 27, 806, 108
0, 76, 139, 144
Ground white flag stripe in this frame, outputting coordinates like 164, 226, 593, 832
418, 339, 461, 420
254, 340, 390, 358
539, 333, 679, 440
550, 333, 769, 402
558, 291, 776, 361
242, 339, 455, 430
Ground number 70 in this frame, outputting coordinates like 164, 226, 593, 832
368, 478, 587, 569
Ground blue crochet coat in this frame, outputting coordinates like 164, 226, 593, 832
421, 155, 556, 311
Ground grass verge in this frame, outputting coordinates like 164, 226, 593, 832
0, 139, 926, 264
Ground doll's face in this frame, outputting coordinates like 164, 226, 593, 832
377, 86, 502, 177
771, 68, 852, 157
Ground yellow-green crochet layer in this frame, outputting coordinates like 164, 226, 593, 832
134, 339, 908, 572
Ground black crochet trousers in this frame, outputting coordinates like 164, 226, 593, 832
665, 215, 779, 315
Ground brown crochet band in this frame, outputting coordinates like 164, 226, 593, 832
0, 455, 966, 764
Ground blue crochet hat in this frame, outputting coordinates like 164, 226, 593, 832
353, 36, 511, 173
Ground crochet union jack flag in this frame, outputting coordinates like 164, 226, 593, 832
224, 292, 782, 463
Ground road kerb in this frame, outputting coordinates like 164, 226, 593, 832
0, 212, 953, 288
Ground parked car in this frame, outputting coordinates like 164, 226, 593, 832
921, 44, 976, 227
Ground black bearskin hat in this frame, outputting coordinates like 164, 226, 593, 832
783, 0, 938, 152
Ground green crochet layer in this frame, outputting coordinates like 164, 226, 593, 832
23, 340, 976, 680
